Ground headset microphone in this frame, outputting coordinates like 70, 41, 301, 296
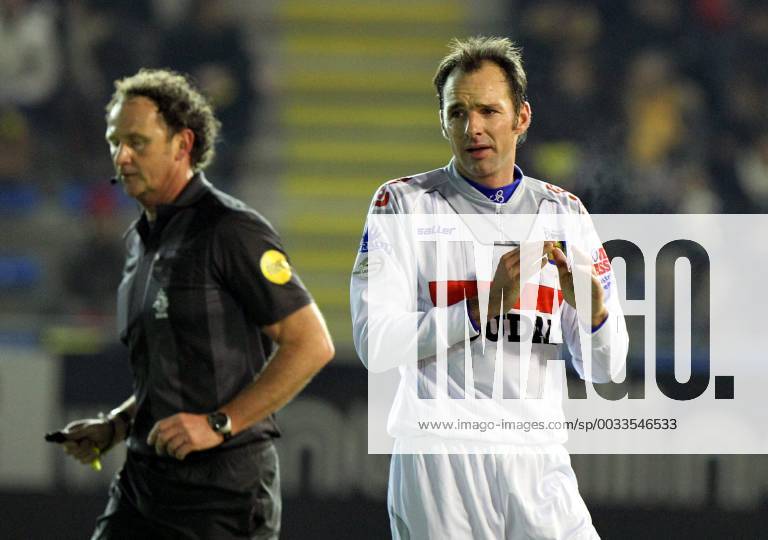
110, 176, 119, 185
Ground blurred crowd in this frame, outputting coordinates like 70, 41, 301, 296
0, 0, 263, 319
513, 0, 768, 214
1, 0, 766, 320
0, 0, 258, 187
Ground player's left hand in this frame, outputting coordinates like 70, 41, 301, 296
147, 413, 223, 460
548, 245, 608, 329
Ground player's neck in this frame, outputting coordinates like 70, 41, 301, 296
457, 164, 519, 189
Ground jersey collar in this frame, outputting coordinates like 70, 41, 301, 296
459, 165, 523, 204
445, 159, 526, 207
135, 172, 211, 243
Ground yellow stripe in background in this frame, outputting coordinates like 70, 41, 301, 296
283, 35, 450, 57
285, 213, 365, 235
282, 176, 383, 198
308, 285, 351, 308
278, 2, 462, 24
276, 72, 432, 93
292, 249, 357, 272
285, 140, 447, 165
282, 104, 437, 128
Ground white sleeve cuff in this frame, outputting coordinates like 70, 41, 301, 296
588, 312, 616, 349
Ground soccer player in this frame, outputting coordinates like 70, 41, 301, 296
351, 37, 628, 539
53, 69, 334, 539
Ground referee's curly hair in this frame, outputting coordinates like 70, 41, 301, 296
106, 68, 221, 172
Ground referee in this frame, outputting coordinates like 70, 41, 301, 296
54, 69, 334, 539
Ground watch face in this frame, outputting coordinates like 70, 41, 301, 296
208, 412, 227, 431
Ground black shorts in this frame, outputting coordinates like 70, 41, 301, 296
91, 441, 280, 540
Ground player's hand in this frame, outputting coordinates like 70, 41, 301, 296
549, 245, 608, 328
488, 241, 553, 316
147, 413, 223, 461
59, 418, 113, 466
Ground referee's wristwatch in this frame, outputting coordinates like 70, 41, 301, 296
207, 411, 233, 441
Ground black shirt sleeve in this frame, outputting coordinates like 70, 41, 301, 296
212, 211, 312, 327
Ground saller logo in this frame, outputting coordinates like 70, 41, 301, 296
260, 249, 292, 285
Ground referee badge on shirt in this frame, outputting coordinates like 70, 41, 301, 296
260, 249, 292, 285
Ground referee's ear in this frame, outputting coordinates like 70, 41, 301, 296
175, 128, 195, 163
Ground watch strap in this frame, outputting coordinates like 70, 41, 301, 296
108, 409, 133, 438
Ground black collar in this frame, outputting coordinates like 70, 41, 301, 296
134, 172, 211, 244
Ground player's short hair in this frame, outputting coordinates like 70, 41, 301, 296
106, 68, 221, 171
433, 36, 528, 116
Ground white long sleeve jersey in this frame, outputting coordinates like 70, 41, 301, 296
351, 161, 628, 446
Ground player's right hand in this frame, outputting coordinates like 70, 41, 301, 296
59, 419, 113, 466
489, 241, 553, 316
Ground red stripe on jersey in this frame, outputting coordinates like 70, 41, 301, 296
428, 280, 479, 306
429, 281, 563, 314
519, 284, 563, 314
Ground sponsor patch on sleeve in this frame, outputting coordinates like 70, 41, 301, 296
359, 227, 369, 253
260, 249, 292, 285
352, 256, 382, 279
352, 257, 369, 277
600, 273, 611, 291
592, 247, 611, 276
374, 186, 390, 207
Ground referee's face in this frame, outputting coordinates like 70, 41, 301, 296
441, 61, 531, 189
106, 96, 189, 211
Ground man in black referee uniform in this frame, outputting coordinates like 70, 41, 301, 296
54, 69, 335, 539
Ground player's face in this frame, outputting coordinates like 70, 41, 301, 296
105, 96, 187, 209
441, 61, 531, 188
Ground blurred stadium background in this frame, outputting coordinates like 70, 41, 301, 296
1, 0, 767, 538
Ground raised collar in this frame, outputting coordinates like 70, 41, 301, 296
445, 159, 527, 209
460, 165, 523, 204
135, 172, 211, 244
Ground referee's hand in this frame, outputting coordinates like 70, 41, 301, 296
147, 413, 223, 460
58, 419, 112, 466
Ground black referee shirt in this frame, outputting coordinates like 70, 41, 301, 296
117, 173, 312, 456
